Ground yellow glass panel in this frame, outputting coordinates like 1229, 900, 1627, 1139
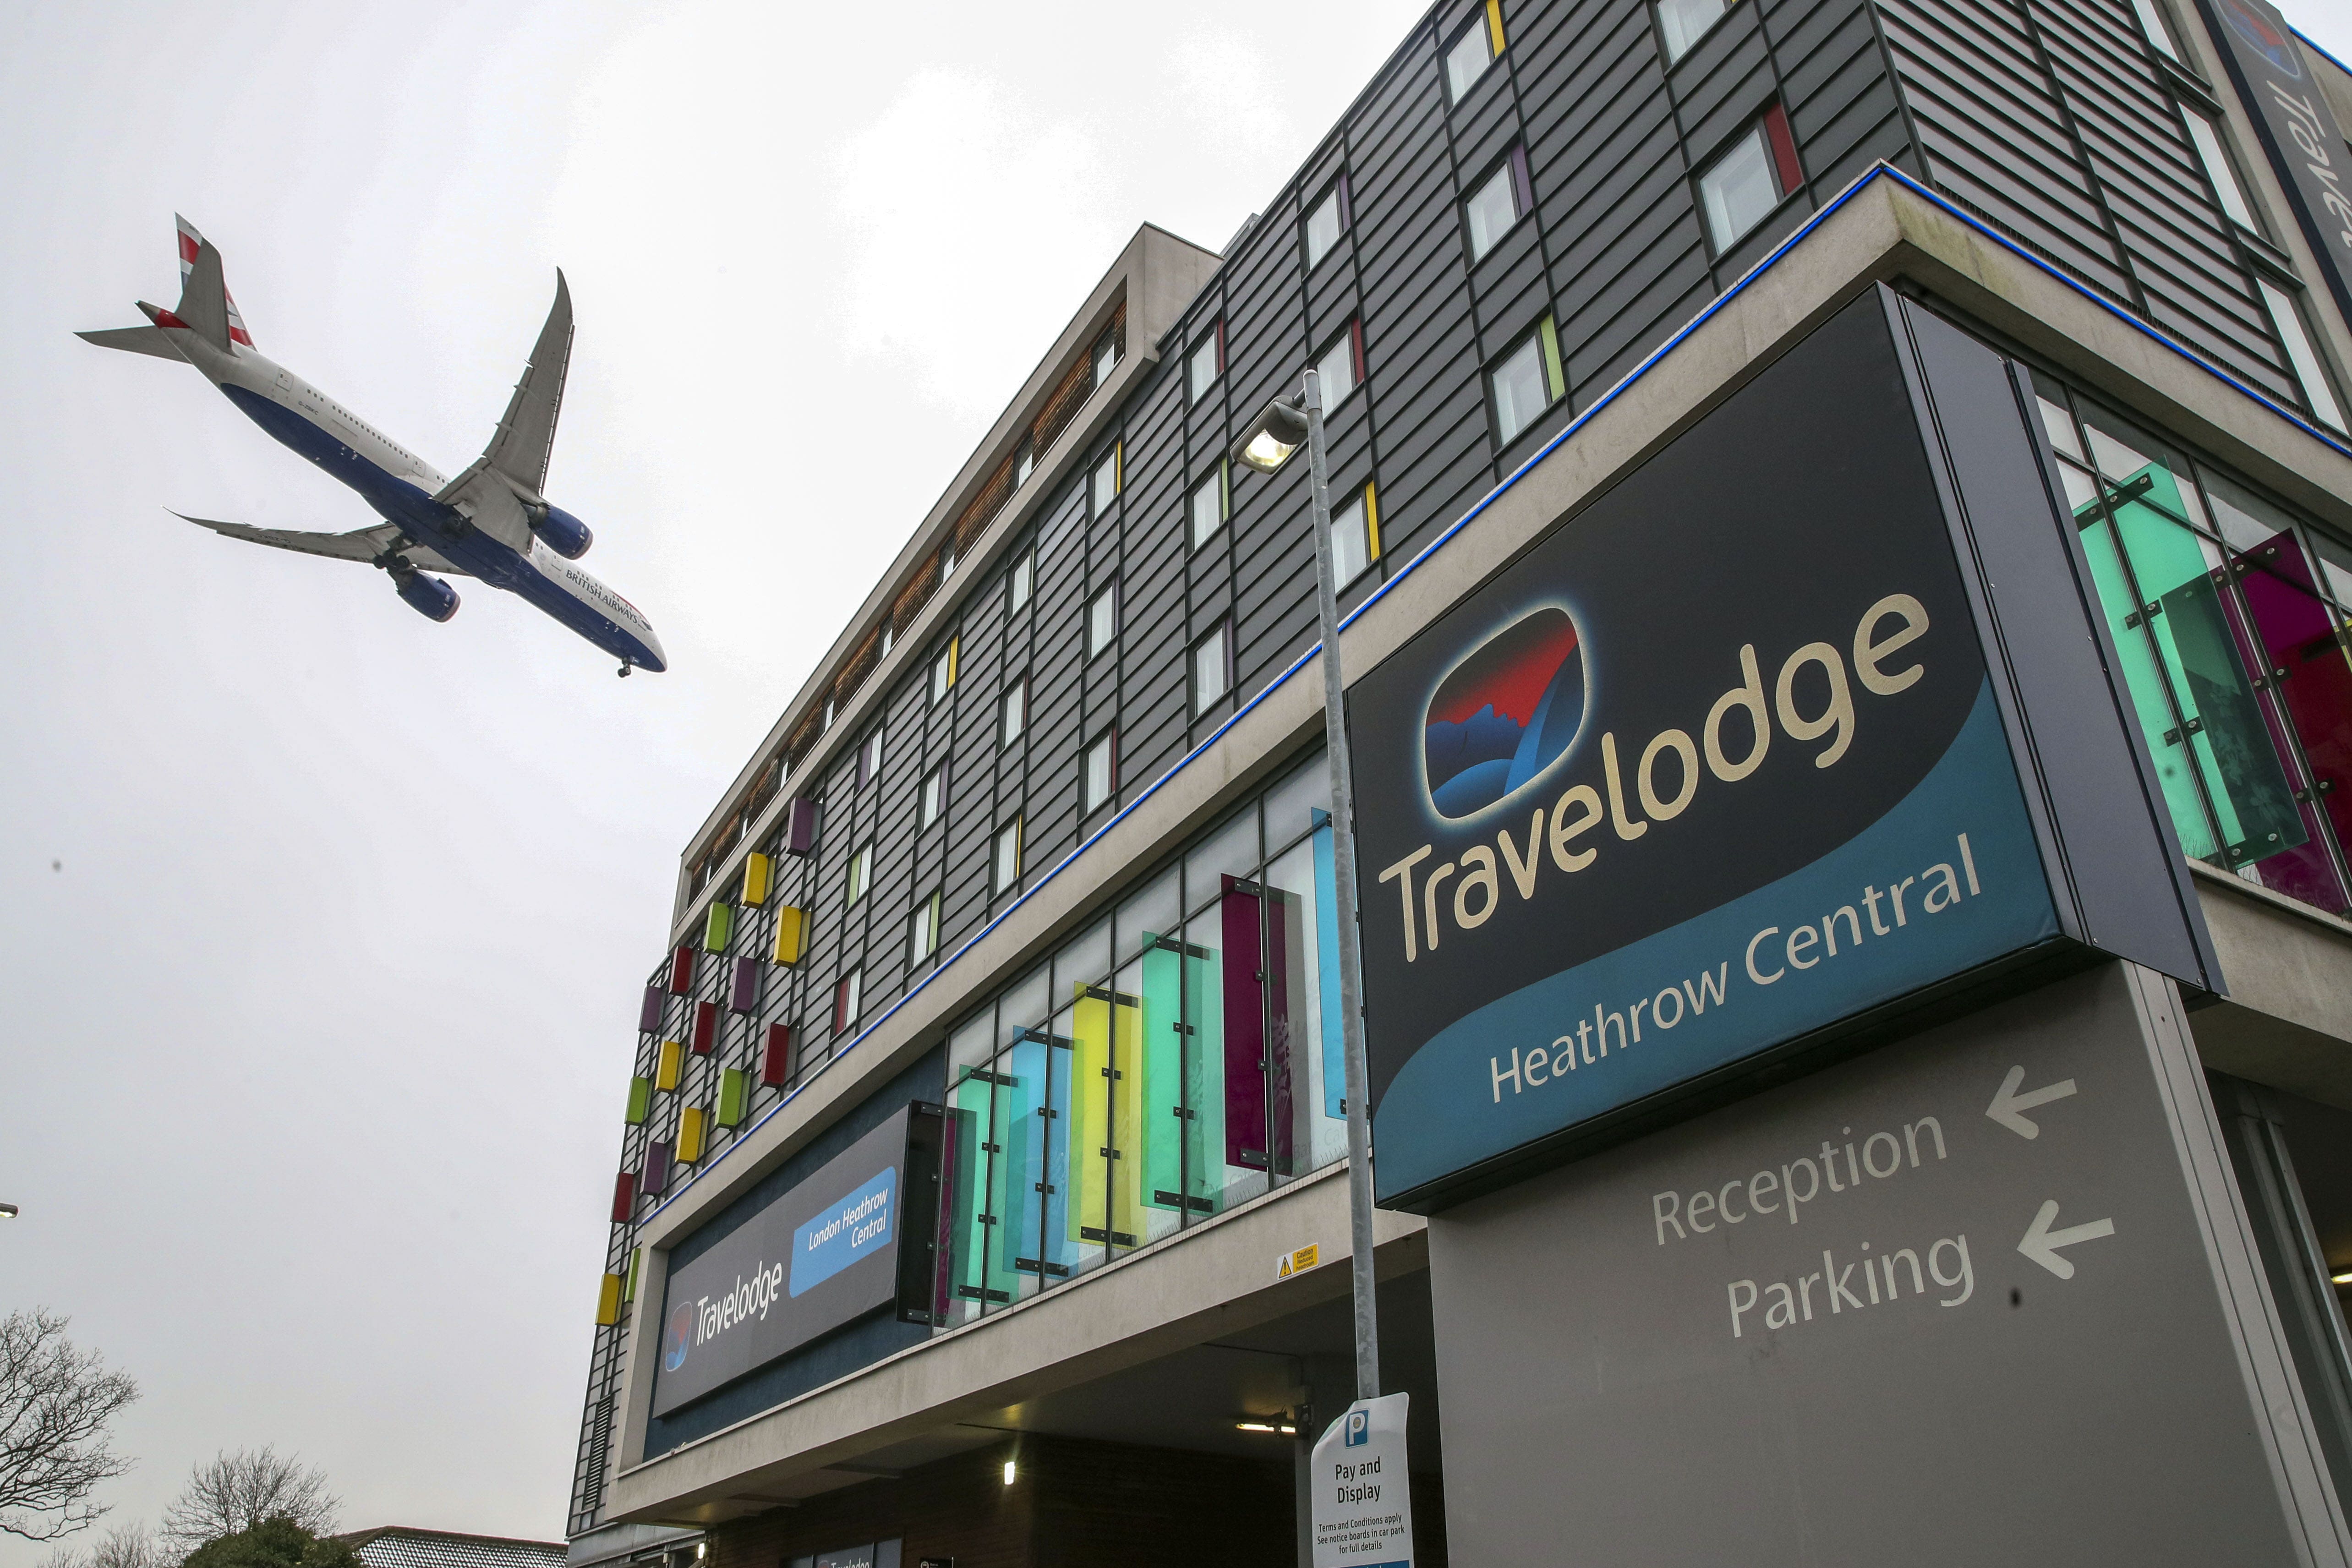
655, 1039, 683, 1092
1067, 984, 1144, 1248
1364, 481, 1381, 562
742, 852, 772, 907
1486, 0, 1507, 51
772, 906, 806, 965
679, 1106, 708, 1164
595, 1272, 623, 1327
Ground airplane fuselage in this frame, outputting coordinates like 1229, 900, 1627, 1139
160, 324, 665, 671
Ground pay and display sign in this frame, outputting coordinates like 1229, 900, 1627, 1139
1310, 1393, 1413, 1568
1346, 291, 2216, 1209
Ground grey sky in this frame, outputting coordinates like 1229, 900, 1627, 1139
5, 0, 2347, 1556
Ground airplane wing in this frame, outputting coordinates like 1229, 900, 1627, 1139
173, 513, 473, 577
483, 270, 572, 495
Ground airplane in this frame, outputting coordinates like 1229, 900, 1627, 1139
79, 217, 666, 675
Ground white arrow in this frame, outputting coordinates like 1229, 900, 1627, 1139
2018, 1199, 2115, 1278
1987, 1064, 2078, 1139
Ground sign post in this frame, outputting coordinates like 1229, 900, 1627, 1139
1309, 1393, 1413, 1568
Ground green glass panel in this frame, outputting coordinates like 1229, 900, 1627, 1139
951, 1068, 1020, 1305
1140, 935, 1226, 1218
2076, 506, 2220, 858
704, 902, 734, 954
717, 1067, 748, 1129
625, 1076, 652, 1127
2106, 466, 2306, 865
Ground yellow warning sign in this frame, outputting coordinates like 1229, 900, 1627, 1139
1276, 1243, 1321, 1280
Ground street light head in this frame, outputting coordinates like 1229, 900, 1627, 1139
0, 1203, 17, 1219
1232, 398, 1310, 474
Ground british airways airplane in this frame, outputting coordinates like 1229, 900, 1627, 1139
79, 217, 666, 674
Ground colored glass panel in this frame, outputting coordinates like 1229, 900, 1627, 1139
642, 1139, 673, 1196
596, 1272, 623, 1327
667, 946, 694, 995
730, 955, 760, 1014
1068, 984, 1144, 1250
1312, 817, 1346, 1120
2077, 464, 2307, 871
2219, 526, 2352, 910
610, 1171, 635, 1223
772, 907, 807, 965
1220, 877, 1296, 1177
950, 1068, 1019, 1306
639, 985, 664, 1033
704, 902, 733, 954
691, 999, 717, 1055
784, 797, 818, 856
718, 1067, 749, 1129
625, 1076, 652, 1126
624, 1246, 641, 1303
742, 852, 772, 907
678, 1107, 707, 1164
761, 1022, 793, 1087
1140, 934, 1223, 1219
1002, 1029, 1075, 1283
655, 1039, 682, 1091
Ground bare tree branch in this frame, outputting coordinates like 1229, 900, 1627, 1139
161, 1450, 339, 1549
0, 1309, 140, 1542
39, 1520, 175, 1568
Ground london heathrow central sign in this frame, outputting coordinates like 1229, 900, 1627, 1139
1346, 290, 2218, 1210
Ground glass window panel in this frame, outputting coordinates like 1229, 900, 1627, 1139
2057, 459, 2100, 514
921, 766, 944, 828
1191, 472, 1225, 551
1445, 19, 1494, 100
1093, 451, 1119, 515
1263, 836, 1348, 1173
1056, 914, 1113, 1000
1192, 623, 1231, 713
1465, 164, 1520, 262
1305, 188, 1344, 268
1316, 329, 1359, 408
1094, 331, 1118, 388
1116, 864, 1182, 965
1330, 490, 1373, 585
2308, 530, 2352, 608
1088, 586, 1117, 658
1069, 976, 1144, 1252
2128, 0, 2179, 55
1657, 0, 1729, 60
1186, 805, 1262, 913
1001, 680, 1026, 746
1010, 552, 1032, 612
1188, 333, 1220, 403
1699, 125, 1778, 251
1085, 732, 1116, 813
1000, 962, 1050, 1046
1491, 334, 1550, 445
995, 817, 1023, 892
2184, 111, 2256, 230
2259, 280, 2349, 433
1263, 748, 1333, 852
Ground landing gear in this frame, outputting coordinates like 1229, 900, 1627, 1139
618, 661, 633, 678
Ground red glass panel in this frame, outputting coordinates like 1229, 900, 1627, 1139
667, 946, 694, 995
762, 1022, 793, 1087
691, 999, 718, 1054
610, 1171, 635, 1224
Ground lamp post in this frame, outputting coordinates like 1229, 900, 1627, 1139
1234, 369, 1380, 1403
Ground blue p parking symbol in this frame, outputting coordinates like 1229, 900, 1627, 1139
1345, 1410, 1369, 1447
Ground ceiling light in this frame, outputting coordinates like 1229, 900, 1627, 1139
1002, 1460, 1017, 1486
1236, 1421, 1279, 1433
2333, 1268, 2351, 1285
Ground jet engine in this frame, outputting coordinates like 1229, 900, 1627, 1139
530, 504, 594, 560
394, 568, 461, 622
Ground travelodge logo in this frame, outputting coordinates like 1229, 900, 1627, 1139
662, 1302, 695, 1371
1422, 606, 1588, 819
2217, 0, 2301, 77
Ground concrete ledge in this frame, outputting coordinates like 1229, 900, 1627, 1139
2190, 869, 2352, 1110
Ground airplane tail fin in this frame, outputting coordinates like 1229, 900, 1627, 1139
174, 215, 252, 350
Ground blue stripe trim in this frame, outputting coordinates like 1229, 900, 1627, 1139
2290, 25, 2352, 79
643, 158, 2351, 1224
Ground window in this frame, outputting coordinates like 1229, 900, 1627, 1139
1190, 464, 1230, 551
1305, 176, 1351, 268
1093, 326, 1120, 389
1084, 730, 1118, 814
1001, 676, 1028, 747
1192, 621, 1232, 715
920, 765, 945, 829
833, 967, 862, 1035
2127, 0, 2179, 58
821, 696, 835, 732
1188, 323, 1224, 404
1465, 148, 1532, 262
1315, 320, 1366, 409
1656, 0, 1730, 61
856, 726, 883, 788
930, 638, 958, 705
1330, 482, 1381, 586
1092, 445, 1121, 515
1008, 551, 1033, 613
1698, 103, 1802, 252
1490, 316, 1567, 446
1015, 437, 1035, 487
909, 891, 942, 966
994, 817, 1023, 893
2183, 111, 2257, 232
847, 842, 873, 906
2258, 280, 2349, 433
1087, 583, 1119, 659
1445, 2, 1504, 101
941, 539, 957, 579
